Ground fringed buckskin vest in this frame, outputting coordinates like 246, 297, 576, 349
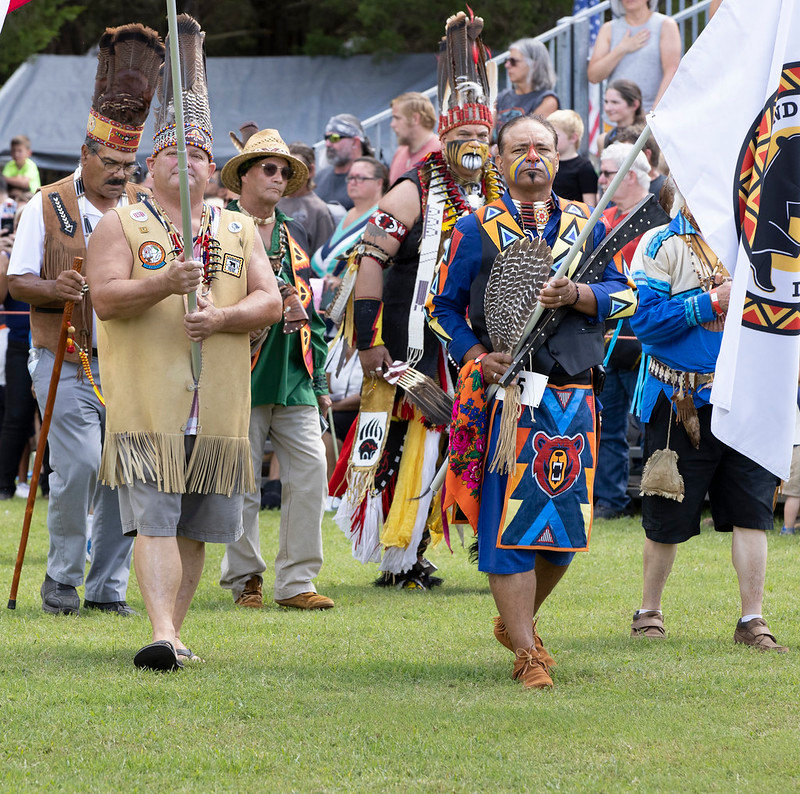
97, 202, 257, 496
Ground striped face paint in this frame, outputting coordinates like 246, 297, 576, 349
538, 153, 554, 181
445, 139, 490, 173
510, 152, 531, 183
510, 143, 554, 185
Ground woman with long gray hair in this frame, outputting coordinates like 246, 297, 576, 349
494, 38, 559, 136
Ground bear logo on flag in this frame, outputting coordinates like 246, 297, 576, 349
735, 61, 800, 297
531, 432, 583, 497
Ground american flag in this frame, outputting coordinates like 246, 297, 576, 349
573, 0, 603, 153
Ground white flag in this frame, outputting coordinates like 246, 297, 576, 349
649, 0, 800, 479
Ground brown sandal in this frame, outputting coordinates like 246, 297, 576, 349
630, 610, 666, 638
734, 618, 788, 652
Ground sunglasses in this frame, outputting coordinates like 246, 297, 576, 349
505, 57, 522, 67
259, 162, 293, 180
599, 169, 619, 179
325, 133, 352, 143
345, 175, 380, 184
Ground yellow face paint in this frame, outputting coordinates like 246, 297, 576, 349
539, 154, 554, 181
510, 144, 554, 185
444, 139, 490, 172
511, 152, 531, 183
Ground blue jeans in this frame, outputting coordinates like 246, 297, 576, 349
595, 367, 638, 511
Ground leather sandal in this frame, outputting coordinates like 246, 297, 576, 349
734, 618, 788, 652
630, 610, 666, 638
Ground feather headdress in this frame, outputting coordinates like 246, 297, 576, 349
437, 9, 494, 135
153, 14, 213, 158
86, 23, 164, 153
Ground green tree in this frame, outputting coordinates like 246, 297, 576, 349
0, 0, 578, 83
0, 0, 82, 83
296, 0, 577, 56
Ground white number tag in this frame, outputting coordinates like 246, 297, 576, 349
497, 370, 549, 408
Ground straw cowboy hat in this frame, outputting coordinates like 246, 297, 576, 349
220, 127, 308, 196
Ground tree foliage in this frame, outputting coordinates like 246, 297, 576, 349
1, 0, 577, 84
0, 0, 82, 82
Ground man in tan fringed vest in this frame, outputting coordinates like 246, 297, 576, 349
7, 24, 164, 617
86, 14, 281, 672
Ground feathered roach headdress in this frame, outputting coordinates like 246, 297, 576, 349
152, 14, 213, 158
437, 8, 496, 136
85, 23, 164, 153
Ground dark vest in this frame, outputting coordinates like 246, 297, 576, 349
468, 195, 604, 377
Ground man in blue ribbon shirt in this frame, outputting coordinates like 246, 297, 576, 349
428, 114, 637, 689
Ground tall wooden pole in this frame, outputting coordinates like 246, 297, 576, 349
8, 257, 83, 609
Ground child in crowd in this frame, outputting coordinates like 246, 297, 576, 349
2, 135, 41, 199
550, 109, 598, 206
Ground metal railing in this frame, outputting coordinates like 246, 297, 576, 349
315, 0, 713, 165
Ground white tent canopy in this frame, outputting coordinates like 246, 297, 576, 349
0, 52, 437, 172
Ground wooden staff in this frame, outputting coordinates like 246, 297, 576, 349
7, 256, 83, 609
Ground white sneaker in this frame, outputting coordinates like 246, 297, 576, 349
325, 495, 341, 512
15, 482, 30, 500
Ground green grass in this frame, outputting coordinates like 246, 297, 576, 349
1, 497, 799, 792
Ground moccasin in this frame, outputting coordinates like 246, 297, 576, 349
511, 647, 553, 690
275, 592, 334, 610
493, 616, 556, 668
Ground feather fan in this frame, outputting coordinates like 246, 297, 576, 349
393, 366, 453, 428
381, 361, 453, 429
485, 236, 554, 354
485, 236, 554, 475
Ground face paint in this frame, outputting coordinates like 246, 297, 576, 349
509, 143, 554, 185
445, 139, 490, 173
510, 153, 530, 183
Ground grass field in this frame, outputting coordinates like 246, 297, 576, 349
1, 497, 799, 792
